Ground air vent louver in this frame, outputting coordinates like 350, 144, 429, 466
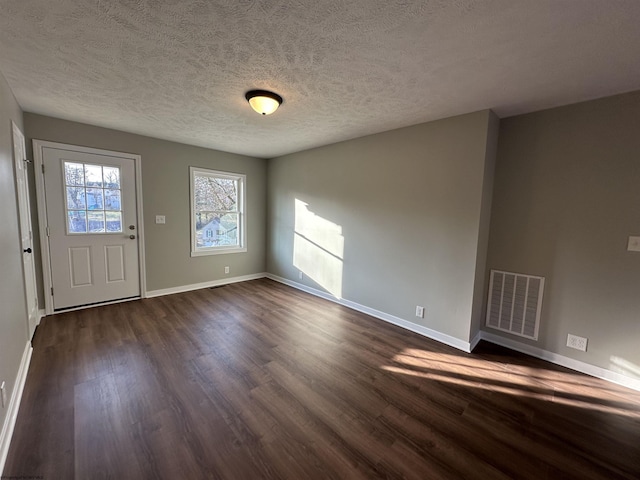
486, 270, 544, 340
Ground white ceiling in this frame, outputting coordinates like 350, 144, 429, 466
1, 1, 639, 159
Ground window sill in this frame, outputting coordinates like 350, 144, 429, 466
190, 247, 247, 257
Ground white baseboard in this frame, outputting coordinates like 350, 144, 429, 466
266, 273, 473, 352
37, 309, 45, 324
145, 273, 267, 298
469, 330, 483, 351
0, 341, 33, 475
480, 331, 640, 392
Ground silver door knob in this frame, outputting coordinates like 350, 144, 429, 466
129, 235, 136, 240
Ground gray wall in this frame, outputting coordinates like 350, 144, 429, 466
487, 91, 640, 377
0, 73, 27, 440
267, 110, 496, 343
470, 111, 500, 340
24, 114, 267, 294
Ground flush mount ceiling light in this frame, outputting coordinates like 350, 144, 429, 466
245, 90, 283, 115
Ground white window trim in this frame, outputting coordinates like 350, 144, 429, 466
190, 166, 247, 256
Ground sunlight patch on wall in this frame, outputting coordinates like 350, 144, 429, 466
293, 199, 344, 298
610, 356, 640, 380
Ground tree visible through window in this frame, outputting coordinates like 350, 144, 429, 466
190, 167, 246, 256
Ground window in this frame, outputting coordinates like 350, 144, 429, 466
190, 167, 246, 256
64, 162, 122, 234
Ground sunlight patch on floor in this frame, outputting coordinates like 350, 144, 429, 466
382, 349, 640, 418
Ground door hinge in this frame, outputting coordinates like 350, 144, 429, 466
41, 164, 45, 174
50, 287, 54, 296
46, 226, 50, 237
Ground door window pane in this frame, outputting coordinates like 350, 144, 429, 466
86, 188, 104, 210
88, 211, 105, 233
85, 164, 103, 187
104, 190, 121, 210
66, 186, 86, 210
65, 163, 85, 186
103, 166, 120, 188
105, 211, 122, 232
68, 211, 87, 233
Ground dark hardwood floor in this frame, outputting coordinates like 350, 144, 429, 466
4, 278, 640, 479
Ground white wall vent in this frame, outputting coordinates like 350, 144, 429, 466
486, 270, 544, 340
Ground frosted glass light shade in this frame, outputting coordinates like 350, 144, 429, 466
248, 96, 279, 115
245, 90, 283, 115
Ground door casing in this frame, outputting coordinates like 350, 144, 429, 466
33, 140, 146, 315
12, 122, 40, 337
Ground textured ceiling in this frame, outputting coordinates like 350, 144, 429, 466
1, 1, 640, 159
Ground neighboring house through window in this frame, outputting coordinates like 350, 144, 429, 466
190, 166, 246, 256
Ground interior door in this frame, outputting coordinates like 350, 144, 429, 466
41, 145, 140, 310
12, 122, 39, 337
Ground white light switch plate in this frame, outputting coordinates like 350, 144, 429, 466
155, 215, 166, 224
627, 236, 640, 252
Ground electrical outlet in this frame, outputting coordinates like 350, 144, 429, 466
1, 381, 6, 409
567, 334, 588, 352
224, 266, 230, 274
299, 271, 303, 280
628, 236, 640, 252
155, 215, 166, 224
415, 306, 424, 318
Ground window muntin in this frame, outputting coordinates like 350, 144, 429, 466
64, 162, 122, 234
190, 167, 246, 256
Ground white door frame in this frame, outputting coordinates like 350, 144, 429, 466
33, 140, 147, 315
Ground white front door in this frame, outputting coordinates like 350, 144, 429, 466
38, 143, 141, 310
12, 122, 39, 337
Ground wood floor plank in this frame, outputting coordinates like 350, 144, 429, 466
4, 278, 640, 479
74, 373, 146, 479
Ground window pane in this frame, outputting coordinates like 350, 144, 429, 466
66, 186, 86, 210
194, 175, 237, 212
85, 164, 103, 187
86, 188, 104, 210
68, 211, 87, 233
103, 166, 120, 188
65, 163, 85, 186
87, 211, 105, 232
195, 212, 238, 248
105, 211, 122, 232
195, 212, 216, 247
104, 189, 121, 210
219, 213, 239, 245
